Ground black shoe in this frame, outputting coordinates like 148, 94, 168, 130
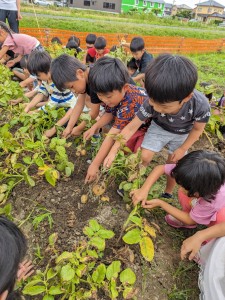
160, 192, 173, 199
117, 188, 124, 198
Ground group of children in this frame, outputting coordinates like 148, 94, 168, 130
0, 20, 225, 299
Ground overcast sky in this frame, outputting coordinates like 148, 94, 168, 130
166, 0, 225, 9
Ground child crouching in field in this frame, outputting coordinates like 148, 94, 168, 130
84, 56, 150, 183
131, 150, 225, 228
24, 50, 77, 138
104, 54, 210, 198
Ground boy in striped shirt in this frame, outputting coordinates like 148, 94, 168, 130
24, 50, 77, 138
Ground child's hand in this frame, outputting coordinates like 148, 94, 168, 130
103, 152, 117, 168
71, 126, 83, 137
24, 104, 31, 114
17, 259, 34, 282
9, 98, 22, 105
62, 127, 72, 139
181, 233, 202, 261
170, 147, 186, 162
130, 189, 148, 206
44, 128, 56, 138
83, 127, 96, 141
85, 163, 99, 183
142, 199, 162, 209
6, 60, 15, 68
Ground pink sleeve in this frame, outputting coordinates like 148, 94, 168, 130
3, 35, 14, 47
164, 164, 176, 176
189, 199, 217, 225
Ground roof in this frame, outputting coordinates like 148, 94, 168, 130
165, 3, 172, 8
148, 0, 165, 3
177, 4, 192, 10
196, 1, 225, 8
208, 12, 225, 18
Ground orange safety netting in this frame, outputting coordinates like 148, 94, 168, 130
20, 27, 225, 54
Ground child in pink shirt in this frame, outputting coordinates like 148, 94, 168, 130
0, 21, 42, 68
131, 150, 225, 228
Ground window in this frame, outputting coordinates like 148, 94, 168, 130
198, 7, 202, 12
135, 0, 139, 5
143, 0, 147, 6
158, 3, 161, 8
70, 0, 73, 3
150, 2, 153, 6
84, 0, 90, 5
103, 2, 115, 9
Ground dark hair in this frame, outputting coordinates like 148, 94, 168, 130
66, 40, 78, 50
27, 50, 51, 76
50, 54, 87, 91
94, 37, 106, 50
110, 45, 117, 52
145, 54, 198, 103
0, 21, 14, 38
68, 35, 80, 47
20, 54, 29, 69
51, 37, 62, 45
0, 217, 27, 298
86, 33, 97, 45
171, 150, 225, 201
89, 56, 130, 94
6, 50, 14, 59
127, 58, 138, 71
130, 37, 145, 52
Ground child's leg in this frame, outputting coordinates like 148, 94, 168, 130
164, 153, 176, 195
141, 148, 155, 166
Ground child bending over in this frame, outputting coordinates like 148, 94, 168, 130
84, 56, 150, 183
104, 54, 210, 198
87, 37, 109, 63
0, 21, 43, 68
131, 150, 225, 229
24, 50, 77, 138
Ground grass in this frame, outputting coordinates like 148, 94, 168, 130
20, 4, 225, 39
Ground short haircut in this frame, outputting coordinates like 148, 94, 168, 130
27, 50, 51, 75
89, 56, 130, 94
51, 36, 62, 45
68, 35, 80, 46
171, 150, 225, 201
20, 54, 29, 69
6, 50, 14, 59
94, 37, 106, 50
50, 54, 87, 91
127, 58, 138, 70
0, 217, 27, 298
86, 33, 97, 44
66, 40, 78, 49
145, 54, 198, 103
130, 37, 145, 52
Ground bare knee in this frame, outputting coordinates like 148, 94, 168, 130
141, 149, 154, 166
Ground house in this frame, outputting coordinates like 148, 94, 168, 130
164, 2, 173, 16
207, 12, 225, 22
194, 0, 225, 22
171, 4, 192, 16
69, 0, 165, 15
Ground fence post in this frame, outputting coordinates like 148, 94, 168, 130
177, 37, 185, 54
217, 38, 225, 53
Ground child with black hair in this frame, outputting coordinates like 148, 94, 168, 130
0, 216, 33, 300
131, 150, 225, 228
66, 40, 82, 57
0, 21, 43, 68
24, 50, 77, 138
84, 56, 150, 183
104, 54, 210, 198
121, 36, 153, 83
85, 33, 97, 64
51, 37, 62, 45
127, 58, 139, 78
87, 36, 109, 62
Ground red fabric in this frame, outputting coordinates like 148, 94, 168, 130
96, 48, 110, 60
126, 129, 146, 153
87, 47, 96, 58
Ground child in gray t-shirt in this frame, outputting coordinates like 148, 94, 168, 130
104, 54, 210, 198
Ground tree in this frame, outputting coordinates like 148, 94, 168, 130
151, 8, 161, 16
176, 10, 193, 19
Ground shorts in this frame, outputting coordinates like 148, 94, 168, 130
141, 121, 188, 154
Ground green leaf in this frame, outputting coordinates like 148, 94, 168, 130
97, 229, 115, 239
23, 279, 44, 288
89, 219, 100, 232
123, 183, 133, 192
48, 233, 58, 247
23, 156, 32, 164
120, 268, 136, 285
140, 236, 154, 262
76, 264, 87, 278
106, 261, 121, 280
56, 251, 73, 263
65, 166, 72, 177
61, 264, 75, 281
87, 250, 98, 258
47, 268, 58, 280
45, 169, 56, 187
83, 226, 94, 237
24, 172, 35, 187
129, 216, 142, 227
43, 295, 54, 300
110, 278, 119, 299
123, 228, 141, 245
49, 285, 64, 295
23, 285, 46, 295
34, 156, 44, 167
89, 236, 105, 251
92, 263, 106, 283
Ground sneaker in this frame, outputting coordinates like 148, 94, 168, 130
165, 214, 197, 229
117, 188, 124, 198
161, 192, 173, 199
